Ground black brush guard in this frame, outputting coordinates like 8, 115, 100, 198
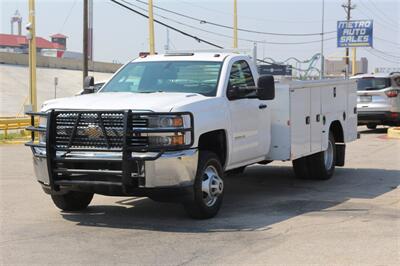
26, 110, 194, 193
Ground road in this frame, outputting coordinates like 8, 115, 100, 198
0, 64, 112, 116
1, 127, 399, 265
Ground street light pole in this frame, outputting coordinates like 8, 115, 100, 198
28, 0, 37, 113
148, 0, 155, 54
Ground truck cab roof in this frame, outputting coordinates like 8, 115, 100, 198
132, 52, 248, 63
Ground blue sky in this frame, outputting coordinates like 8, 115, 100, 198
1, 0, 399, 70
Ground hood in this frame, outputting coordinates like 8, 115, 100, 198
41, 92, 205, 112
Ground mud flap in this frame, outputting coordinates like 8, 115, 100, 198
335, 143, 346, 166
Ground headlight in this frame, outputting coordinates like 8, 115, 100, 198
148, 116, 184, 128
135, 113, 193, 150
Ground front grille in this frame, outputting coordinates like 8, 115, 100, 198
54, 111, 149, 151
55, 112, 125, 150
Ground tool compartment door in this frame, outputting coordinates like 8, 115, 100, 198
310, 87, 322, 152
290, 88, 311, 158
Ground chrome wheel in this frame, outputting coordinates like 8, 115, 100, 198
201, 165, 224, 207
324, 139, 334, 170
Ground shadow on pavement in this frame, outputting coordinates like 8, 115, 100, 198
61, 165, 399, 233
358, 127, 388, 135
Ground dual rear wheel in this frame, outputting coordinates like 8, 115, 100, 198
292, 132, 336, 180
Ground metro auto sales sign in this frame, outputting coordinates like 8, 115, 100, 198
337, 20, 373, 48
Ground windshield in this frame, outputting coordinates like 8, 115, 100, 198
100, 61, 222, 96
357, 78, 391, 91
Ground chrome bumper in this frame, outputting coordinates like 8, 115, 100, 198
33, 149, 198, 189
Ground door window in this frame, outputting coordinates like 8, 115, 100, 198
229, 60, 255, 88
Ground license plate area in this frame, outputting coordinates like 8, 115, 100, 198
358, 95, 372, 103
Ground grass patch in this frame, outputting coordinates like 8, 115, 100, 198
0, 130, 30, 141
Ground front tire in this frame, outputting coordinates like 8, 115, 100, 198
367, 124, 377, 130
51, 191, 94, 211
183, 151, 224, 219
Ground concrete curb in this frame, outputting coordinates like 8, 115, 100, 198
387, 127, 400, 139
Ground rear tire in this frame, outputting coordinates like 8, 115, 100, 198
292, 157, 310, 179
51, 191, 94, 211
292, 132, 336, 180
183, 151, 224, 219
367, 124, 377, 130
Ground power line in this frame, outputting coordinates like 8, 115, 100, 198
354, 8, 398, 32
366, 0, 398, 25
132, 0, 336, 37
363, 48, 400, 64
356, 0, 398, 32
59, 0, 77, 32
359, 0, 398, 28
177, 0, 338, 24
371, 48, 400, 59
374, 36, 400, 47
121, 0, 337, 46
110, 0, 223, 49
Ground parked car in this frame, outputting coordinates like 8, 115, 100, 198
351, 72, 400, 129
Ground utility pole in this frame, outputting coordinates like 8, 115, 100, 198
342, 0, 355, 77
88, 0, 93, 61
320, 0, 325, 79
352, 47, 357, 75
148, 0, 155, 54
27, 0, 37, 113
83, 0, 88, 83
233, 0, 238, 49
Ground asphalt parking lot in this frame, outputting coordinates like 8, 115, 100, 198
1, 126, 399, 265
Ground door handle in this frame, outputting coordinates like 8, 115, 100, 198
259, 104, 267, 109
305, 116, 310, 125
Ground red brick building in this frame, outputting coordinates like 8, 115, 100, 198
0, 33, 66, 53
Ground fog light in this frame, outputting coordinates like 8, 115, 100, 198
149, 135, 185, 146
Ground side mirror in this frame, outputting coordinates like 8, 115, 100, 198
257, 75, 275, 100
227, 83, 240, 100
82, 76, 95, 94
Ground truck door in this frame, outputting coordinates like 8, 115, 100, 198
227, 60, 270, 166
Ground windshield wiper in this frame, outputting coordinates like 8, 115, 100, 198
137, 91, 164, 93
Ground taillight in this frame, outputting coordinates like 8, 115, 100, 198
390, 112, 399, 118
385, 90, 399, 97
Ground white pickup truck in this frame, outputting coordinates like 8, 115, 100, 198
27, 52, 357, 219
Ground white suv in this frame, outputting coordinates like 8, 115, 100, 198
352, 72, 400, 129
